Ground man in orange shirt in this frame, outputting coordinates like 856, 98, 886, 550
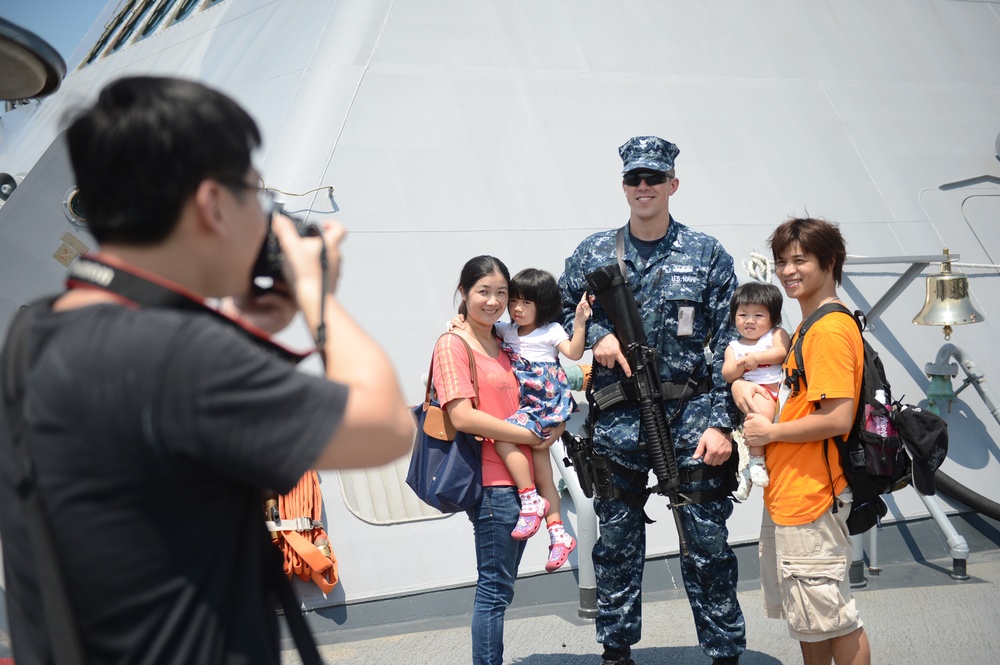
735, 218, 872, 665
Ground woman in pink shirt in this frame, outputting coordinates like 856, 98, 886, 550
432, 255, 566, 665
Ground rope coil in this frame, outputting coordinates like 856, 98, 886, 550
268, 471, 338, 594
743, 250, 774, 284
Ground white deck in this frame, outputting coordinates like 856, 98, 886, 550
281, 515, 1000, 664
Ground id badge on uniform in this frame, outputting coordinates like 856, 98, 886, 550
677, 306, 695, 336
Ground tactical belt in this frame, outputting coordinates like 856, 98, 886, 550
598, 454, 733, 514
591, 376, 712, 412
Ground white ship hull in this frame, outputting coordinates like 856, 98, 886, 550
1, 0, 998, 629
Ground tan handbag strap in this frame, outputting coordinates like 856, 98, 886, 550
425, 332, 480, 409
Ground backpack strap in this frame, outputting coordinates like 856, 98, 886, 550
783, 302, 858, 394
786, 303, 871, 516
1, 298, 88, 665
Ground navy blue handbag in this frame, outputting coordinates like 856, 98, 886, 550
406, 334, 483, 513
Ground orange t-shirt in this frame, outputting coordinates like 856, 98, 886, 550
763, 311, 863, 526
431, 333, 532, 487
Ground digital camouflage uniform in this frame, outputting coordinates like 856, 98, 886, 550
559, 216, 746, 662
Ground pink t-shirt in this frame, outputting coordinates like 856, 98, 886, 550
432, 333, 533, 486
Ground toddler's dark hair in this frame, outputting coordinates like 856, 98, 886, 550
729, 282, 783, 328
510, 268, 561, 327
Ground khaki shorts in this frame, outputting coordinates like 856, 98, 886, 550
759, 499, 863, 643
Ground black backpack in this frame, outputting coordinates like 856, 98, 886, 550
784, 302, 911, 535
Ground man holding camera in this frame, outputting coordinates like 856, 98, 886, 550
559, 136, 745, 665
0, 76, 413, 663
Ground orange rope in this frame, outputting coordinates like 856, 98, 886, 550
270, 471, 338, 594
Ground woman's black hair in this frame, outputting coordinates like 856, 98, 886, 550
509, 268, 562, 327
729, 281, 783, 327
456, 256, 510, 316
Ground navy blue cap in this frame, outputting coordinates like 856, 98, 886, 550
619, 136, 679, 174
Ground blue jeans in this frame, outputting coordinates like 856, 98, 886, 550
468, 486, 526, 665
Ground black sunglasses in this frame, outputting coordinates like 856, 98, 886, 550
623, 172, 669, 187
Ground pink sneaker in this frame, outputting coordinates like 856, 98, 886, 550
511, 497, 549, 540
545, 533, 577, 572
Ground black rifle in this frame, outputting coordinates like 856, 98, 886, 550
585, 262, 692, 555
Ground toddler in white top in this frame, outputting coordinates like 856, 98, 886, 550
722, 282, 791, 500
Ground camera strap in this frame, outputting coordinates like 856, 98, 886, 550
66, 253, 311, 365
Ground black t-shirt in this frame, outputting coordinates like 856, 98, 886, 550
629, 230, 664, 262
0, 304, 347, 664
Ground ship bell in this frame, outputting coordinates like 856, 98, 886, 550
913, 248, 985, 340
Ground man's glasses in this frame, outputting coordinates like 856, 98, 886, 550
220, 179, 279, 216
622, 171, 670, 187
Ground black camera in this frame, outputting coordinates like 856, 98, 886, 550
251, 210, 320, 293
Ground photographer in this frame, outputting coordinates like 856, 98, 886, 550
0, 76, 413, 663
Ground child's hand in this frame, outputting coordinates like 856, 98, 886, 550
743, 353, 759, 371
447, 314, 467, 332
574, 292, 592, 322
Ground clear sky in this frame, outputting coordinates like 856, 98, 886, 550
2, 0, 114, 66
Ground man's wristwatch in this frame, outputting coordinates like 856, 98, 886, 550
713, 426, 733, 435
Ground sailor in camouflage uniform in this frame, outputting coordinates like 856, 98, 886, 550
558, 137, 746, 665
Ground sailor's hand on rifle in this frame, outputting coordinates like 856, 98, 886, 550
742, 413, 773, 448
593, 334, 631, 376
693, 427, 733, 465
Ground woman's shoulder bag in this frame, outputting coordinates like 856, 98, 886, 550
405, 332, 484, 513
